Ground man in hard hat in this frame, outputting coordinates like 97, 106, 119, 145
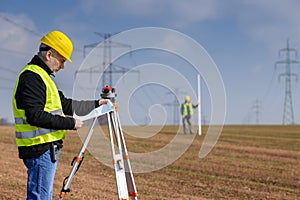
12, 30, 108, 199
181, 95, 198, 134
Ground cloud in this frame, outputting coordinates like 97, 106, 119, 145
236, 0, 300, 51
119, 0, 222, 27
0, 12, 39, 56
78, 0, 222, 28
0, 13, 39, 118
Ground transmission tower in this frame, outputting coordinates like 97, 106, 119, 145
253, 99, 261, 124
242, 99, 261, 125
76, 32, 138, 87
275, 39, 300, 125
164, 88, 185, 125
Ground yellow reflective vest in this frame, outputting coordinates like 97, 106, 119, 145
182, 102, 193, 116
12, 64, 65, 147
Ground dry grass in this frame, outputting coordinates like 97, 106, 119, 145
0, 125, 299, 199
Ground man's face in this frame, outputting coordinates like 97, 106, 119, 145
48, 50, 67, 73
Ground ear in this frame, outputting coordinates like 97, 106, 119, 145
45, 50, 52, 61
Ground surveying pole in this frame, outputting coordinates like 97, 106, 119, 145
58, 86, 138, 200
197, 74, 202, 136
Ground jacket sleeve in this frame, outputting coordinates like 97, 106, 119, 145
180, 103, 184, 115
59, 91, 99, 116
16, 71, 75, 130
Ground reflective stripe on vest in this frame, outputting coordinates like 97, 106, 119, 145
14, 109, 62, 139
182, 103, 193, 116
12, 64, 65, 147
14, 109, 62, 125
16, 128, 58, 139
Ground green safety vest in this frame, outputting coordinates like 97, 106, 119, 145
12, 64, 65, 147
182, 103, 193, 116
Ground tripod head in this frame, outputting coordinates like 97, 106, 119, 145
101, 85, 117, 103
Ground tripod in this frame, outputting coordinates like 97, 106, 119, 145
58, 87, 138, 200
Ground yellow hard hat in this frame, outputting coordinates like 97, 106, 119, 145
39, 30, 73, 62
185, 96, 190, 101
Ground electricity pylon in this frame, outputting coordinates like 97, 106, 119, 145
253, 99, 261, 125
164, 88, 185, 125
275, 39, 300, 125
76, 32, 138, 87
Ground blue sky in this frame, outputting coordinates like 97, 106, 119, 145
1, 0, 300, 125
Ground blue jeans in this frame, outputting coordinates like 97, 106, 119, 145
23, 149, 60, 200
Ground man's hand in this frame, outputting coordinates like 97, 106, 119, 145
99, 99, 108, 105
74, 118, 83, 130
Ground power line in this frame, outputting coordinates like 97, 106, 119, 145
0, 14, 41, 37
253, 99, 261, 124
242, 99, 261, 125
0, 14, 84, 54
0, 47, 32, 56
164, 88, 185, 125
0, 76, 15, 82
76, 32, 138, 87
0, 66, 19, 74
0, 86, 13, 90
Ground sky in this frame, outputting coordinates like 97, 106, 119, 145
1, 0, 300, 125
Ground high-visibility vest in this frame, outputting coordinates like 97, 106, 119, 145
12, 64, 65, 147
182, 103, 193, 116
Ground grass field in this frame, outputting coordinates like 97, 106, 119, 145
0, 125, 299, 199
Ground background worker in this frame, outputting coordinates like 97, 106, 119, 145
12, 30, 107, 199
181, 95, 198, 134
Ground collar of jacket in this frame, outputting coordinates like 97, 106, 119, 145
27, 55, 53, 76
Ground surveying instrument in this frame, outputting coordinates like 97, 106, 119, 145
58, 86, 138, 200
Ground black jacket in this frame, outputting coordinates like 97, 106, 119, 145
15, 55, 99, 159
